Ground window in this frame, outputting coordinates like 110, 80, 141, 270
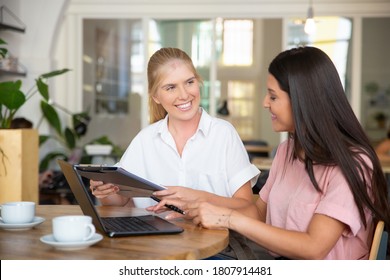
217, 19, 254, 66
83, 19, 144, 115
83, 18, 258, 142
227, 80, 256, 139
287, 16, 352, 91
216, 19, 257, 139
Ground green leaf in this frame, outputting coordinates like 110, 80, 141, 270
40, 101, 62, 135
72, 111, 90, 126
88, 135, 124, 157
0, 39, 8, 62
64, 127, 76, 149
0, 47, 7, 59
89, 135, 112, 145
0, 81, 25, 109
40, 68, 71, 79
39, 135, 51, 146
36, 78, 49, 101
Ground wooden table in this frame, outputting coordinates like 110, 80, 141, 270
0, 205, 229, 260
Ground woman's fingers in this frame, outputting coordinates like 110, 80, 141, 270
90, 181, 119, 198
149, 197, 188, 216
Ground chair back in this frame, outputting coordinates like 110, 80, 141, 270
369, 220, 388, 260
243, 140, 269, 158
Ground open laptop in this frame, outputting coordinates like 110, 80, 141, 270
57, 159, 183, 237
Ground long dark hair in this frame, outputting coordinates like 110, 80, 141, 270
268, 46, 390, 228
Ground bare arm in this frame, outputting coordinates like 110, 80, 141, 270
187, 201, 346, 260
201, 180, 254, 208
89, 180, 132, 206
228, 210, 345, 259
255, 196, 267, 222
153, 180, 254, 208
150, 181, 255, 219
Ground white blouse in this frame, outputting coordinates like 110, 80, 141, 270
118, 109, 260, 197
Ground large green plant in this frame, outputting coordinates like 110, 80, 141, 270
0, 39, 122, 171
0, 39, 71, 128
39, 108, 90, 171
39, 107, 123, 171
0, 38, 71, 175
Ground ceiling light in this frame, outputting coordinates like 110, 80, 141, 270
304, 1, 316, 35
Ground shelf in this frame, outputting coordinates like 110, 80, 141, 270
0, 6, 28, 77
0, 68, 26, 77
0, 56, 28, 77
0, 6, 26, 33
0, 22, 25, 33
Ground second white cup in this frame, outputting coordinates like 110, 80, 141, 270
0, 201, 35, 224
52, 215, 95, 242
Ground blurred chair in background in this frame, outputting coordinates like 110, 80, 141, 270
243, 140, 270, 194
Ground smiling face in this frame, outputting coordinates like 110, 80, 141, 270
152, 59, 201, 124
263, 74, 295, 133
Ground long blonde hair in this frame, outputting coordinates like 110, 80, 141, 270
147, 47, 203, 123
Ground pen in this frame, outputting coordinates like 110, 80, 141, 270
77, 164, 107, 167
150, 196, 185, 215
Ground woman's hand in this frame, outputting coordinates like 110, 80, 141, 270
147, 197, 191, 219
152, 186, 206, 201
89, 180, 120, 199
148, 186, 206, 218
90, 180, 130, 206
186, 201, 233, 230
148, 197, 233, 230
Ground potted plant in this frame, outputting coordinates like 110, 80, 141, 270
37, 101, 123, 171
1, 39, 122, 203
0, 38, 70, 203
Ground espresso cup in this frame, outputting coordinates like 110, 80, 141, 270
52, 215, 96, 242
0, 201, 35, 224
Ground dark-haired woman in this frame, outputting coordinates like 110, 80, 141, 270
169, 46, 390, 259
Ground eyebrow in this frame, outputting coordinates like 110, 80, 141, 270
161, 76, 196, 89
161, 83, 175, 89
267, 88, 276, 93
184, 76, 196, 83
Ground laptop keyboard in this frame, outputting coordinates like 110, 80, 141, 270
102, 216, 158, 232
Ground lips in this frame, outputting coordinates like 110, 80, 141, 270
176, 101, 192, 111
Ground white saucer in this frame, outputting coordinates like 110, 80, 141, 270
0, 216, 45, 231
40, 233, 103, 250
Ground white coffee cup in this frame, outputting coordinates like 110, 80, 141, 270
132, 197, 158, 208
0, 201, 35, 224
52, 215, 96, 242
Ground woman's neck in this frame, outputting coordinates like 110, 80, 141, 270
168, 109, 202, 155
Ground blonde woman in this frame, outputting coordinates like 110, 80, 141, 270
91, 47, 260, 259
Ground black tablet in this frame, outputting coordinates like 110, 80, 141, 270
74, 165, 166, 195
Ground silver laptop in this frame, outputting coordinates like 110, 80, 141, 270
57, 159, 183, 237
